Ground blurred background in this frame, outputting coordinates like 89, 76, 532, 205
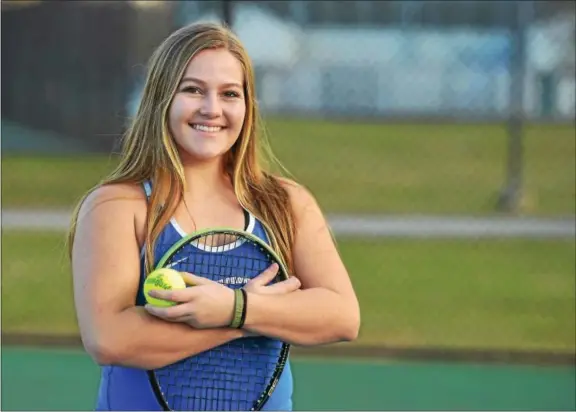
2, 0, 575, 410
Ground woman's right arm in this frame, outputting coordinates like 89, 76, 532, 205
72, 185, 243, 370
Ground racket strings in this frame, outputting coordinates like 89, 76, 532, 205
170, 236, 273, 286
156, 341, 282, 410
154, 232, 287, 411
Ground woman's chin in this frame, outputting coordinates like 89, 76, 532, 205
179, 148, 226, 164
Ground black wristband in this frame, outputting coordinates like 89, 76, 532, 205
238, 288, 248, 329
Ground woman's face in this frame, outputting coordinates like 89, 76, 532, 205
168, 48, 246, 164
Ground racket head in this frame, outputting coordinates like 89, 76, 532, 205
148, 227, 291, 411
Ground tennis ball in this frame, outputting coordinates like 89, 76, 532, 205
144, 268, 186, 307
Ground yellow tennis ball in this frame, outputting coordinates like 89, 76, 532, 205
144, 268, 186, 307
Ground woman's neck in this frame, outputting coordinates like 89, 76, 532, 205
182, 159, 232, 203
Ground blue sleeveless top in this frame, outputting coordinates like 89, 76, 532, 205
94, 181, 294, 411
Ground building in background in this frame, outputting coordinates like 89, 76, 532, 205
171, 0, 575, 121
2, 1, 574, 153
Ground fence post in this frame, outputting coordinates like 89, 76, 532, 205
497, 1, 532, 213
222, 0, 234, 28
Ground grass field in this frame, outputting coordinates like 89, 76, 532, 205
2, 119, 575, 215
3, 230, 574, 352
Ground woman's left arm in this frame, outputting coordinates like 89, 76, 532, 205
243, 182, 361, 346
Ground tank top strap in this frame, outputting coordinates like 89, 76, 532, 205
142, 180, 152, 199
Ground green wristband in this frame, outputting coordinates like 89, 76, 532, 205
230, 289, 244, 329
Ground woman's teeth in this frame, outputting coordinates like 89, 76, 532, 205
192, 124, 222, 132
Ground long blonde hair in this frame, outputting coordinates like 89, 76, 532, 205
68, 22, 296, 274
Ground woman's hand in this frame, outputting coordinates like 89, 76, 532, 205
145, 275, 235, 329
243, 263, 301, 295
144, 264, 301, 328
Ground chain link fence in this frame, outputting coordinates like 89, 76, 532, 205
1, 0, 574, 214
3, 1, 575, 143
3, 1, 574, 215
173, 1, 575, 121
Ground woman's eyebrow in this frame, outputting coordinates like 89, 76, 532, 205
180, 76, 242, 89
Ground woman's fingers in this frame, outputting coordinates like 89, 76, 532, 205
147, 286, 197, 303
180, 272, 216, 286
258, 276, 301, 295
145, 301, 192, 319
245, 263, 279, 288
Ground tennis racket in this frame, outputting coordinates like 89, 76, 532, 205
147, 228, 291, 411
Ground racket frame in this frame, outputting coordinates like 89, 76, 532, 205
147, 227, 291, 411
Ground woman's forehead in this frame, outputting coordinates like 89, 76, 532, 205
181, 48, 244, 85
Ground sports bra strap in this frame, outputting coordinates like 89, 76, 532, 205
143, 180, 152, 200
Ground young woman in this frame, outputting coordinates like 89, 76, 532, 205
69, 21, 360, 411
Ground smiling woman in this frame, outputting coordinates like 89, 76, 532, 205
67, 21, 360, 412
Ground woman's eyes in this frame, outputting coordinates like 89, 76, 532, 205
181, 86, 241, 98
223, 91, 241, 98
181, 86, 202, 94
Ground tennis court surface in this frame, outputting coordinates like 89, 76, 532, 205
2, 346, 574, 410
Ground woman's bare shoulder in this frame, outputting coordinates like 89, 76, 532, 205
275, 176, 316, 204
274, 176, 322, 220
77, 182, 148, 223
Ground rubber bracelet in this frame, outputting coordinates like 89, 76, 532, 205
230, 289, 244, 328
238, 288, 248, 329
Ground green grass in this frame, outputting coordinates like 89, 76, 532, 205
2, 119, 575, 215
1, 154, 117, 210
341, 238, 576, 352
2, 230, 574, 352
